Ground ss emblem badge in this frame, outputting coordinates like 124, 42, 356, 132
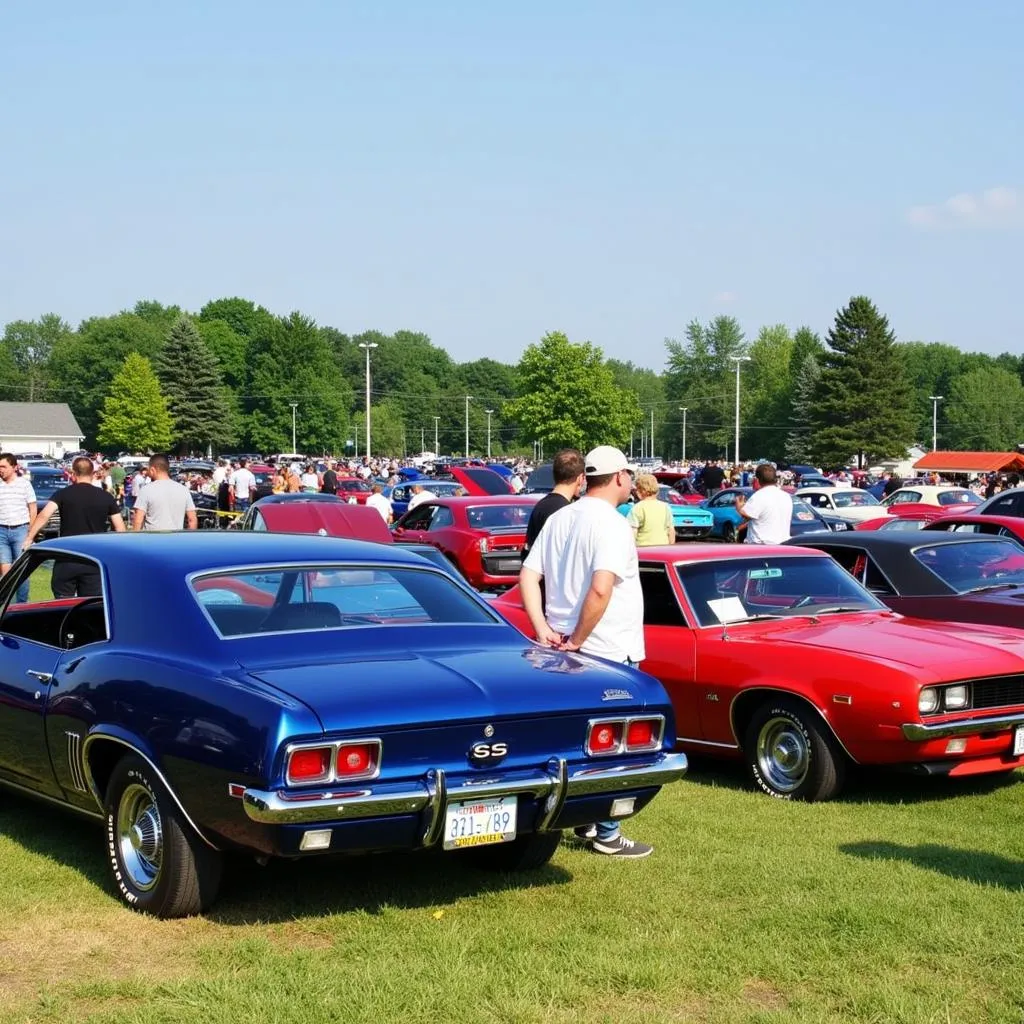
469, 740, 508, 766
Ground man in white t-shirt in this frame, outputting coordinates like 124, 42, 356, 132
366, 483, 393, 524
406, 482, 436, 512
520, 445, 652, 859
736, 463, 792, 544
229, 458, 257, 513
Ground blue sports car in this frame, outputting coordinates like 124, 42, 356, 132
0, 532, 686, 917
388, 479, 465, 517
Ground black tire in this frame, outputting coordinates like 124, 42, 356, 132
104, 754, 223, 917
721, 521, 737, 543
743, 699, 844, 802
463, 830, 562, 871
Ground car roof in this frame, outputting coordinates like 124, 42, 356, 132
786, 531, 1012, 550
255, 500, 393, 543
33, 531, 429, 576
631, 542, 829, 564
421, 494, 541, 505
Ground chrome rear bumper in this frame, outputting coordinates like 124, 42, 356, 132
241, 751, 688, 834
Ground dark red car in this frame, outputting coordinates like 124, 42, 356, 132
392, 495, 539, 589
653, 472, 704, 505
236, 494, 393, 541
494, 543, 1024, 801
334, 476, 373, 504
440, 466, 514, 496
922, 514, 1024, 543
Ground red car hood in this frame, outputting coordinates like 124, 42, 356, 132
732, 613, 1024, 682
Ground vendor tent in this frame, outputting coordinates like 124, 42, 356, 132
913, 451, 1024, 475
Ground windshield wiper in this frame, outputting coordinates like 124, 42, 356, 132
801, 605, 871, 617
965, 582, 1024, 594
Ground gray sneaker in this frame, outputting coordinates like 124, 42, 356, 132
591, 834, 653, 858
574, 824, 598, 841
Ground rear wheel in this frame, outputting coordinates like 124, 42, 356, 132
721, 521, 737, 543
744, 699, 844, 801
104, 754, 223, 917
463, 830, 562, 871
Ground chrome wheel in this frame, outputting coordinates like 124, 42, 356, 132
756, 716, 809, 794
117, 783, 163, 891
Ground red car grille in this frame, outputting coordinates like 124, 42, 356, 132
971, 675, 1024, 710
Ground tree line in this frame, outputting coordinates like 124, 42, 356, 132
1, 295, 1019, 464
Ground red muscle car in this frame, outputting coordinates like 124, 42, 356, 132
493, 544, 1024, 801
392, 495, 540, 589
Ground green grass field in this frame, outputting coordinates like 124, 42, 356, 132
2, 763, 1024, 1023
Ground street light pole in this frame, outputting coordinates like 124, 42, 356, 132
485, 409, 494, 458
678, 406, 688, 463
358, 342, 378, 459
729, 355, 752, 466
433, 416, 440, 455
464, 396, 472, 456
289, 402, 298, 455
929, 395, 943, 451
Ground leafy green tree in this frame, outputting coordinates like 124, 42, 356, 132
504, 332, 640, 452
785, 354, 821, 464
743, 325, 794, 461
154, 315, 236, 453
97, 353, 173, 451
1, 313, 72, 401
198, 319, 248, 390
49, 313, 165, 445
352, 398, 408, 457
944, 367, 1024, 451
0, 329, 22, 401
243, 312, 353, 453
809, 297, 914, 468
608, 360, 665, 456
199, 297, 275, 340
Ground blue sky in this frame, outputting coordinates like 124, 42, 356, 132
1, 1, 1021, 368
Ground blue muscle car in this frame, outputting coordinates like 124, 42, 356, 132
0, 532, 686, 917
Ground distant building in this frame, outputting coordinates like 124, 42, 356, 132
0, 402, 84, 457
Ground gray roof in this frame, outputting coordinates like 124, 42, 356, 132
0, 402, 84, 439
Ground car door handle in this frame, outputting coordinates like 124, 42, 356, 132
26, 669, 53, 683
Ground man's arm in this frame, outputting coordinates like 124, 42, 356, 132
736, 493, 756, 521
26, 500, 37, 523
132, 507, 145, 531
22, 502, 57, 548
562, 569, 615, 652
185, 509, 198, 530
518, 565, 562, 647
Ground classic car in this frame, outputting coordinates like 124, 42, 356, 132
881, 485, 981, 517
656, 486, 714, 539
388, 479, 464, 518
701, 487, 848, 541
855, 513, 937, 531
0, 532, 686, 916
334, 476, 373, 504
236, 493, 393, 542
436, 465, 514, 496
27, 467, 69, 538
922, 514, 1024, 543
392, 495, 540, 589
794, 487, 885, 523
652, 473, 705, 505
786, 531, 1024, 629
493, 543, 1024, 801
972, 487, 1024, 518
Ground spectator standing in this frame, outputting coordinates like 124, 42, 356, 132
22, 456, 125, 595
108, 461, 126, 505
407, 482, 437, 511
366, 483, 394, 524
735, 463, 793, 544
229, 458, 257, 514
300, 463, 320, 493
321, 460, 339, 495
132, 455, 198, 531
128, 467, 149, 509
701, 460, 725, 496
628, 474, 675, 546
523, 448, 585, 557
0, 453, 37, 602
519, 445, 652, 859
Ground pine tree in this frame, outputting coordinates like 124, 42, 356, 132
809, 297, 914, 468
784, 353, 821, 464
154, 314, 236, 453
97, 353, 174, 451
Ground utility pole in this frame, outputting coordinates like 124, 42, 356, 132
289, 403, 298, 455
358, 342, 378, 458
679, 406, 688, 463
464, 396, 472, 456
929, 395, 943, 451
729, 355, 752, 466
485, 409, 494, 458
433, 416, 440, 455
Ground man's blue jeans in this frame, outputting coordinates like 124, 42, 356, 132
594, 655, 641, 842
0, 524, 30, 603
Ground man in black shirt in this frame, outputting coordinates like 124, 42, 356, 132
523, 448, 585, 556
321, 460, 339, 494
22, 456, 125, 596
700, 460, 725, 496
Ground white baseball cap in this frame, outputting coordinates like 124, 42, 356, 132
584, 445, 630, 476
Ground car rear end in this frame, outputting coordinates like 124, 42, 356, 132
668, 502, 714, 539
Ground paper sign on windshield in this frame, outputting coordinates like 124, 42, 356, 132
707, 597, 748, 623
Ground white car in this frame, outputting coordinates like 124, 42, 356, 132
881, 486, 981, 510
795, 487, 885, 522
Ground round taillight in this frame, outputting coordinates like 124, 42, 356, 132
588, 722, 622, 754
337, 744, 372, 776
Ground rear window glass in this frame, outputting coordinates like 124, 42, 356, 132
460, 468, 509, 495
191, 565, 496, 636
937, 490, 980, 506
832, 491, 879, 507
911, 540, 1024, 594
466, 503, 534, 529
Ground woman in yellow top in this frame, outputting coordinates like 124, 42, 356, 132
627, 474, 675, 546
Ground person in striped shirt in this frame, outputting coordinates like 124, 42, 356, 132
0, 453, 37, 602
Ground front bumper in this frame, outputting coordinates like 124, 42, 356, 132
241, 752, 688, 836
901, 711, 1024, 742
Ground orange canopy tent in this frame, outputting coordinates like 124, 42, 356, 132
913, 451, 1024, 474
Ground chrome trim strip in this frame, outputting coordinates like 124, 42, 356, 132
420, 768, 447, 847
242, 752, 689, 827
65, 731, 87, 792
901, 712, 1024, 742
585, 715, 666, 757
536, 757, 568, 832
0, 776, 103, 820
676, 736, 740, 750
80, 733, 220, 850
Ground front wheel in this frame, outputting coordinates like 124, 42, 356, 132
463, 830, 562, 871
744, 699, 844, 801
721, 521, 737, 543
104, 755, 223, 917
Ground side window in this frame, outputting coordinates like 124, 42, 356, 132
402, 506, 436, 530
985, 494, 1019, 516
0, 554, 109, 648
251, 510, 268, 532
429, 507, 454, 529
712, 493, 736, 508
392, 486, 408, 502
638, 564, 687, 627
823, 547, 861, 574
862, 558, 895, 596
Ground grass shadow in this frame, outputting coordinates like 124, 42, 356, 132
841, 840, 1024, 891
0, 790, 573, 923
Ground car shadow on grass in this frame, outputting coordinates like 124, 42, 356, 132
679, 756, 1022, 805
0, 792, 573, 922
840, 840, 1024, 891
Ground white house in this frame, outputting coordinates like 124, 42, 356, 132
0, 402, 84, 457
